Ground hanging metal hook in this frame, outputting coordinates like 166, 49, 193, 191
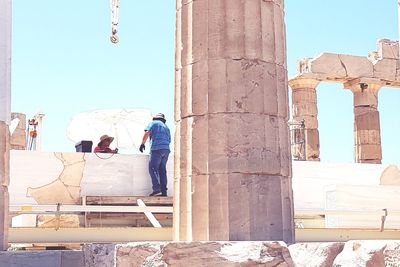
110, 0, 120, 43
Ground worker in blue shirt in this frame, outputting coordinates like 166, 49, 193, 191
139, 113, 171, 196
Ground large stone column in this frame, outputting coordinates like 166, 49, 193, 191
174, 0, 294, 243
344, 79, 382, 164
0, 0, 11, 251
289, 78, 320, 161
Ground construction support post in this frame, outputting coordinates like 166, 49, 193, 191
0, 0, 11, 251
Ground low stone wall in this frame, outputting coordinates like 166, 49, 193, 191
0, 250, 83, 267
1, 241, 400, 266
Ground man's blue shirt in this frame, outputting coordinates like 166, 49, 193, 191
145, 120, 171, 151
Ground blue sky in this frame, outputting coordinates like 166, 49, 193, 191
11, 1, 399, 164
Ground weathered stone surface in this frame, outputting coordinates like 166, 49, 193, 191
0, 250, 83, 267
0, 122, 9, 251
377, 39, 399, 60
175, 0, 294, 242
290, 39, 400, 164
289, 242, 344, 267
309, 53, 373, 79
83, 243, 115, 267
383, 241, 400, 266
289, 78, 320, 161
0, 122, 9, 187
0, 186, 8, 251
346, 83, 382, 164
116, 241, 294, 267
373, 59, 397, 81
10, 112, 26, 150
61, 250, 84, 267
333, 240, 387, 267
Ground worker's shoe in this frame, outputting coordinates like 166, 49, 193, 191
161, 192, 167, 197
149, 191, 162, 197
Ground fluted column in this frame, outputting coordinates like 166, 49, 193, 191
345, 79, 382, 164
174, 0, 294, 243
289, 78, 320, 161
0, 0, 11, 251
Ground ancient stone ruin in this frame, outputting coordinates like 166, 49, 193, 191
289, 39, 399, 164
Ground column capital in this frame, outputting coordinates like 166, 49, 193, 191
343, 78, 383, 93
288, 77, 320, 90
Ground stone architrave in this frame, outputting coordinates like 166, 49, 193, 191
0, 0, 11, 251
344, 78, 382, 164
289, 78, 320, 161
174, 0, 294, 243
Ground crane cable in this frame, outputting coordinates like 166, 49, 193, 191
110, 0, 120, 43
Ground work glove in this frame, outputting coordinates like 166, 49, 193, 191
139, 144, 145, 153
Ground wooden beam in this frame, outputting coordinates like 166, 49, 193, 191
9, 227, 173, 243
85, 196, 173, 206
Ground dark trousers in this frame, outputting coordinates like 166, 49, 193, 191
149, 149, 170, 194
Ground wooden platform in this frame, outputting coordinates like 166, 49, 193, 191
83, 196, 173, 227
85, 196, 173, 206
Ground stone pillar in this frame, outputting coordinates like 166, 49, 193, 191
0, 0, 11, 250
288, 78, 320, 161
344, 79, 382, 164
398, 0, 400, 58
174, 0, 294, 243
10, 113, 27, 150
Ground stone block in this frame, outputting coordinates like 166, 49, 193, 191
0, 186, 8, 251
208, 173, 229, 240
191, 174, 210, 240
260, 1, 277, 63
373, 58, 396, 81
244, 0, 262, 59
292, 103, 318, 117
377, 39, 399, 59
354, 129, 381, 144
310, 53, 373, 78
0, 251, 62, 267
225, 0, 245, 60
383, 241, 400, 266
83, 243, 115, 267
305, 128, 320, 160
10, 113, 26, 150
333, 240, 387, 267
291, 88, 317, 104
355, 144, 382, 161
0, 121, 10, 186
208, 59, 228, 113
276, 65, 289, 118
208, 0, 226, 59
191, 60, 209, 116
188, 113, 286, 176
353, 91, 378, 108
354, 110, 380, 131
61, 250, 84, 267
115, 241, 294, 267
228, 174, 285, 241
338, 54, 374, 78
10, 129, 25, 149
288, 78, 320, 89
289, 242, 344, 267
